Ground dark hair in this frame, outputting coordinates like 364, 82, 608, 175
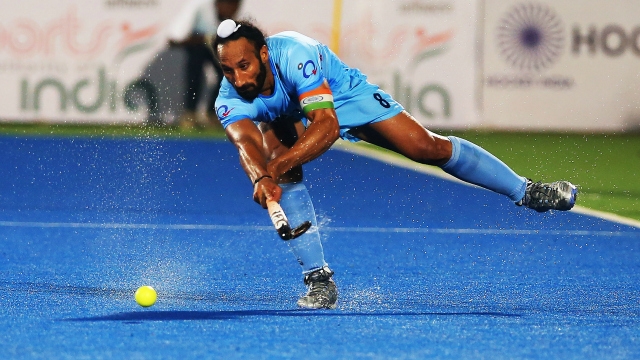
212, 19, 267, 63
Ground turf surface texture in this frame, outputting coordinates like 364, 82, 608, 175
0, 136, 639, 359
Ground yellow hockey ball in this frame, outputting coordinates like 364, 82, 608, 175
135, 285, 157, 307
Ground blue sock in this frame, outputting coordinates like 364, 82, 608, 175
278, 182, 328, 274
441, 136, 527, 202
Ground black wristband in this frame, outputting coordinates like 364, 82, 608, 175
253, 175, 272, 185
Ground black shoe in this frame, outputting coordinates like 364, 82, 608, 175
297, 266, 338, 309
516, 179, 578, 212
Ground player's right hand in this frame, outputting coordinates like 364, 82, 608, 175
253, 177, 282, 208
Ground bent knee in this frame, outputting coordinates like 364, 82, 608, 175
404, 136, 452, 166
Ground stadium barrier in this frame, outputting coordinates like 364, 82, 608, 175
0, 0, 637, 131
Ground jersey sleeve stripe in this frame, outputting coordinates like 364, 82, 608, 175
302, 100, 335, 114
219, 114, 247, 128
299, 86, 331, 99
297, 78, 325, 96
298, 82, 334, 115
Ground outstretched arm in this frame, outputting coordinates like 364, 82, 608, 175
225, 119, 282, 207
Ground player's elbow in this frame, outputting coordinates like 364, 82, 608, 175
309, 109, 340, 144
322, 117, 340, 147
326, 116, 340, 142
324, 111, 341, 139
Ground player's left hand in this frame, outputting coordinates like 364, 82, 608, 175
253, 176, 281, 208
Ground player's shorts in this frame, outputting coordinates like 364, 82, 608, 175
332, 69, 404, 142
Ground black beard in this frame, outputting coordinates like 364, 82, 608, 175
237, 60, 268, 101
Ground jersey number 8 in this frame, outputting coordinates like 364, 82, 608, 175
373, 93, 391, 109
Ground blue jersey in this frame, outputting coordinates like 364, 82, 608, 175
215, 31, 403, 141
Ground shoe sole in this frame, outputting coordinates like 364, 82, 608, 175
297, 301, 337, 310
568, 186, 578, 208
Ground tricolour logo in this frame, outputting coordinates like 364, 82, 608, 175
301, 95, 326, 104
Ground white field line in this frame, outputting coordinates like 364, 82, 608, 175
332, 141, 640, 229
0, 141, 637, 236
0, 221, 637, 237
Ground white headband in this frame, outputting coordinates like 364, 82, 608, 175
217, 19, 241, 38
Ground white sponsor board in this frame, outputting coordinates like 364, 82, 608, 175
0, 0, 185, 124
482, 0, 640, 131
4, 0, 639, 131
241, 0, 480, 129
0, 0, 479, 128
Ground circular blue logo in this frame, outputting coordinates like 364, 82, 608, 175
497, 2, 564, 71
302, 60, 317, 78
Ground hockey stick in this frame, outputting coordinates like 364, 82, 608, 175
266, 200, 312, 241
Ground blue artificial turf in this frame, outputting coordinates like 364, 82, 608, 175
0, 136, 639, 359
